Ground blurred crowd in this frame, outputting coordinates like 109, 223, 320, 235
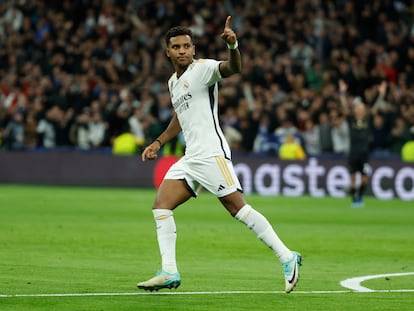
1, 0, 414, 159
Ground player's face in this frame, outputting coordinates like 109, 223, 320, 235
166, 35, 195, 69
354, 104, 366, 120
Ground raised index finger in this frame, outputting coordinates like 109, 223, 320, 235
224, 16, 231, 29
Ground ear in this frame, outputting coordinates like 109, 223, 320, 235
166, 48, 170, 58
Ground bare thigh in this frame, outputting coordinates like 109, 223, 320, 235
153, 179, 193, 210
219, 191, 247, 216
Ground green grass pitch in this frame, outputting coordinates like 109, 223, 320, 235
0, 184, 413, 310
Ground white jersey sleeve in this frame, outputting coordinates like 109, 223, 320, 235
168, 59, 231, 159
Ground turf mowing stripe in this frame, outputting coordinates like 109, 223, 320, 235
1, 289, 414, 298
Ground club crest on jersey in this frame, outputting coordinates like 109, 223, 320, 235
183, 80, 189, 90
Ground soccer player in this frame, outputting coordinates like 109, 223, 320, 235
348, 101, 371, 207
138, 16, 302, 293
339, 80, 371, 207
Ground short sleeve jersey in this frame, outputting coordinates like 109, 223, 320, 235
348, 116, 370, 157
167, 59, 231, 159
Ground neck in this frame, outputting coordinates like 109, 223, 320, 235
175, 60, 192, 78
176, 69, 185, 78
175, 70, 185, 78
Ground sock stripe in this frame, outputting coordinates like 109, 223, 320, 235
237, 205, 252, 222
153, 209, 173, 220
154, 214, 171, 220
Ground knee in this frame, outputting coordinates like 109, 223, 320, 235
229, 206, 241, 217
221, 198, 244, 217
219, 192, 246, 217
151, 195, 179, 211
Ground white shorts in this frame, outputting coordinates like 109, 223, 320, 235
164, 156, 242, 197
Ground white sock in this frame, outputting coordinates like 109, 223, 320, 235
153, 209, 178, 274
235, 204, 292, 263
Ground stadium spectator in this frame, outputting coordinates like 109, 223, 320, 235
279, 133, 306, 160
1, 4, 24, 33
141, 113, 163, 145
370, 113, 391, 156
36, 106, 60, 149
112, 130, 138, 156
388, 115, 411, 155
330, 109, 350, 155
317, 111, 333, 153
302, 118, 321, 157
274, 114, 298, 143
0, 0, 412, 157
156, 91, 173, 130
89, 111, 107, 148
3, 110, 24, 150
24, 113, 38, 149
238, 111, 260, 153
401, 127, 414, 162
116, 88, 140, 132
128, 106, 146, 148
69, 108, 91, 150
252, 114, 280, 155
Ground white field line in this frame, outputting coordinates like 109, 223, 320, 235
340, 272, 414, 292
1, 289, 414, 298
2, 272, 413, 298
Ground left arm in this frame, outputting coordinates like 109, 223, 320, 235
141, 113, 181, 161
219, 16, 242, 77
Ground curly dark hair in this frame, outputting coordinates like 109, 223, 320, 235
165, 26, 193, 47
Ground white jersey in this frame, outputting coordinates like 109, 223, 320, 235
168, 59, 231, 159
